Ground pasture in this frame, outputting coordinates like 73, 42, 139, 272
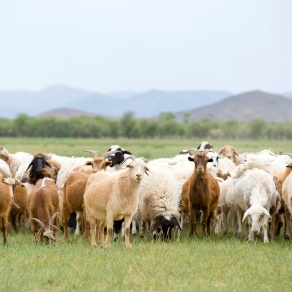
1, 137, 292, 291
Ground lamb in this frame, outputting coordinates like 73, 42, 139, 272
218, 145, 243, 165
181, 150, 220, 237
62, 150, 114, 241
28, 169, 61, 243
138, 164, 182, 241
206, 152, 236, 178
83, 156, 150, 248
0, 145, 33, 177
233, 167, 281, 243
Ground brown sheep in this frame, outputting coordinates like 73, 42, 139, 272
28, 169, 61, 244
218, 145, 243, 165
181, 151, 220, 237
62, 150, 115, 241
9, 183, 28, 234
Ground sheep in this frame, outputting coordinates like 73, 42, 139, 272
218, 145, 243, 165
233, 167, 281, 243
28, 169, 61, 243
83, 156, 150, 248
206, 152, 236, 178
273, 162, 292, 238
26, 153, 53, 184
138, 164, 182, 241
196, 141, 214, 153
181, 150, 220, 237
105, 145, 132, 172
0, 145, 33, 177
62, 150, 114, 241
281, 171, 292, 240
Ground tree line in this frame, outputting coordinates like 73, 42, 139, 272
0, 112, 292, 140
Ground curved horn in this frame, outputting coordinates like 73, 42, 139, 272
30, 218, 46, 231
102, 150, 120, 159
83, 150, 99, 157
49, 212, 60, 230
118, 155, 136, 167
0, 167, 7, 178
25, 161, 33, 173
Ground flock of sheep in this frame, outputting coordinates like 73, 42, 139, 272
0, 141, 292, 247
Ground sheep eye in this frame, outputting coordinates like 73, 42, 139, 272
259, 214, 264, 221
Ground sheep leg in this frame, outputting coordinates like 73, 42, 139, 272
19, 212, 26, 234
75, 212, 82, 236
62, 205, 70, 241
131, 219, 137, 235
1, 220, 7, 244
189, 207, 197, 237
222, 207, 229, 236
104, 214, 113, 249
90, 223, 97, 247
97, 221, 105, 245
263, 223, 269, 244
201, 207, 209, 237
284, 204, 291, 240
138, 219, 144, 238
124, 215, 132, 249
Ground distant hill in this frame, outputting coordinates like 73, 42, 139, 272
0, 85, 232, 119
175, 90, 292, 122
37, 108, 96, 119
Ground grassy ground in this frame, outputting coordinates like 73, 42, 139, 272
1, 137, 292, 291
1, 137, 291, 159
1, 228, 292, 291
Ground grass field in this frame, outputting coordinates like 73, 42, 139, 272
1, 137, 291, 159
1, 137, 292, 291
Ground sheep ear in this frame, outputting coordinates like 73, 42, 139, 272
85, 161, 93, 167
106, 161, 112, 167
263, 209, 272, 219
208, 158, 213, 163
188, 156, 194, 162
242, 210, 250, 222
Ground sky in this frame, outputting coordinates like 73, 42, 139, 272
0, 0, 291, 95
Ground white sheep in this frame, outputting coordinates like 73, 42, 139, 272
233, 167, 281, 243
138, 164, 182, 240
83, 156, 150, 248
0, 145, 33, 177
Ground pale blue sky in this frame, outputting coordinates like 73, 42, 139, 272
0, 0, 291, 94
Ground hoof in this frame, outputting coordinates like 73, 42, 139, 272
285, 234, 290, 240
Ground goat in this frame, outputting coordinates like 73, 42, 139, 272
28, 169, 61, 243
181, 150, 220, 237
9, 182, 28, 234
62, 149, 114, 241
218, 145, 243, 165
84, 156, 149, 248
273, 162, 292, 238
196, 141, 214, 153
0, 167, 24, 244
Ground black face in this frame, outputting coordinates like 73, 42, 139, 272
106, 147, 132, 167
26, 155, 51, 184
153, 216, 181, 242
31, 156, 48, 174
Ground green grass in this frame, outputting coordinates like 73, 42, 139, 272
1, 229, 292, 291
1, 137, 291, 160
1, 137, 292, 291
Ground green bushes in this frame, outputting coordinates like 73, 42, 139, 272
1, 112, 292, 139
